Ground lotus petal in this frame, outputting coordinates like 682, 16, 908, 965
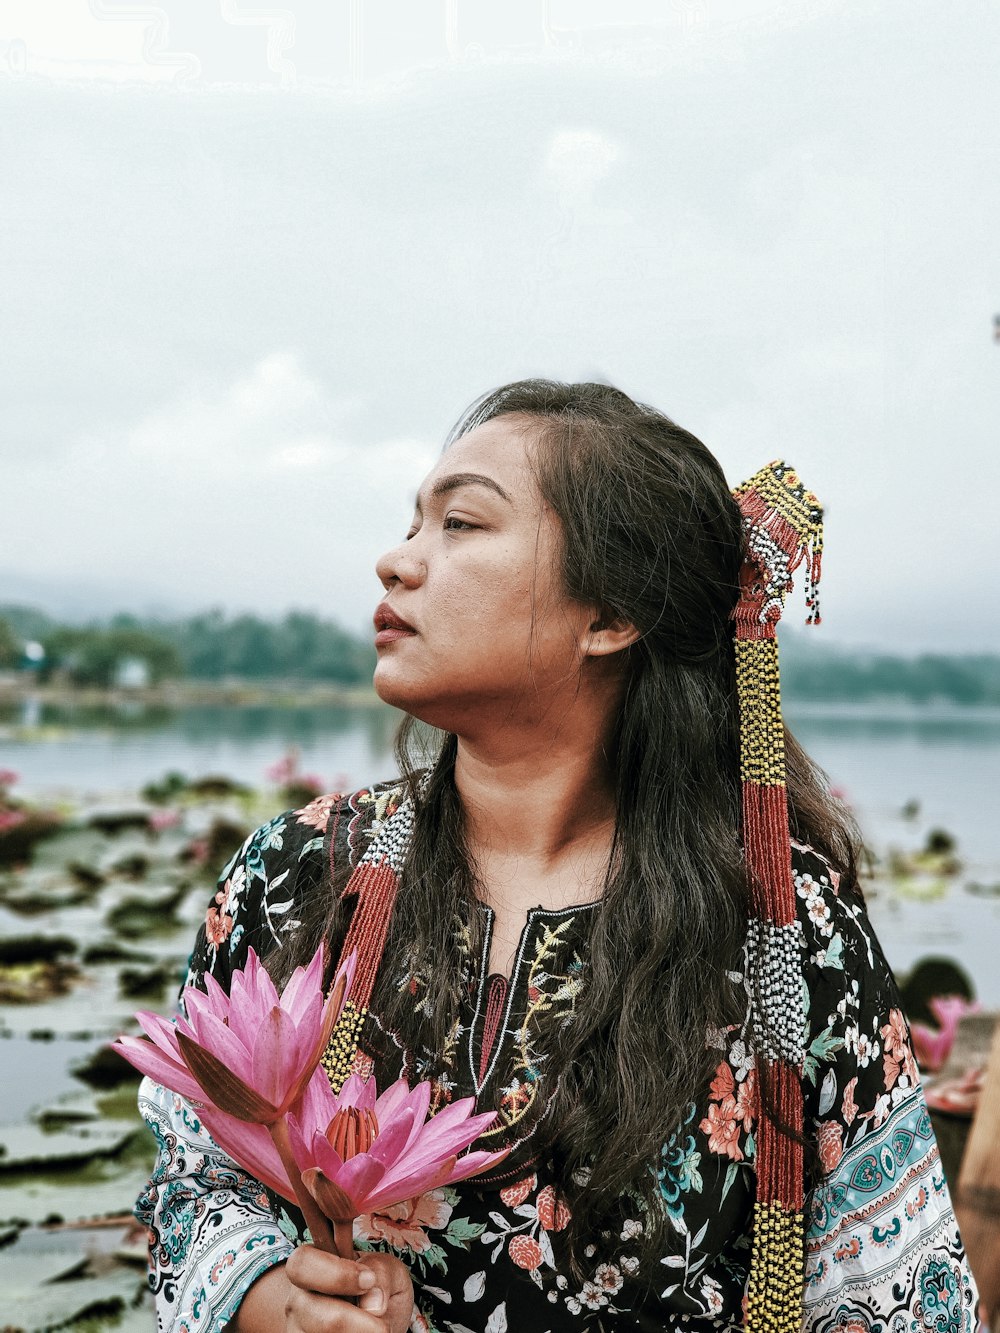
176, 1032, 278, 1122
112, 1036, 205, 1104
198, 1105, 296, 1201
393, 1079, 433, 1155
287, 1068, 508, 1226
280, 946, 327, 1017
250, 1006, 300, 1109
133, 1009, 185, 1059
410, 1102, 497, 1158
302, 1167, 357, 1223
363, 1106, 416, 1170
441, 1147, 509, 1185
117, 943, 358, 1132
294, 1064, 340, 1129
363, 1154, 461, 1213
199, 968, 234, 1021
185, 1011, 256, 1086
371, 1077, 413, 1125
287, 1121, 346, 1182
336, 1073, 377, 1113
334, 1149, 389, 1207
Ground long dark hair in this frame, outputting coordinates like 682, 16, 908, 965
279, 379, 860, 1271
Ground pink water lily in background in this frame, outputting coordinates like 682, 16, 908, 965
288, 1071, 508, 1247
113, 946, 355, 1121
911, 994, 981, 1073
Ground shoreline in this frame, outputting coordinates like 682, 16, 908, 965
0, 677, 385, 710
4, 679, 1000, 726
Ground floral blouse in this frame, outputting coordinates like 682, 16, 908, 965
135, 783, 980, 1332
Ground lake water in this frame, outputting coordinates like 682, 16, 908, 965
3, 696, 1000, 1001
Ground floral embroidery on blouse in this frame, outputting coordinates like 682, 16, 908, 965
134, 788, 980, 1333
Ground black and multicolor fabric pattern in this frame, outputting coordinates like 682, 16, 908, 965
135, 785, 978, 1332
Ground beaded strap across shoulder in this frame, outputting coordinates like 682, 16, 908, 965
320, 777, 427, 1091
732, 461, 823, 1333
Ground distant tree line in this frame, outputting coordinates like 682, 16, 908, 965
779, 636, 1000, 707
0, 606, 375, 687
1, 604, 999, 703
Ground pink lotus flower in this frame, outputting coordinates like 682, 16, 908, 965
114, 945, 357, 1251
910, 994, 981, 1073
266, 750, 300, 785
113, 946, 354, 1122
287, 1071, 508, 1250
148, 807, 181, 832
114, 944, 510, 1259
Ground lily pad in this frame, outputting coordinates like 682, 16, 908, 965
116, 964, 173, 1001
104, 885, 187, 940
0, 962, 81, 1006
70, 1047, 140, 1093
20, 828, 108, 876
0, 1036, 104, 1123
65, 863, 106, 892
0, 1261, 147, 1331
0, 938, 78, 967
0, 1123, 139, 1175
0, 871, 92, 916
0, 1133, 154, 1228
79, 945, 152, 968
0, 810, 65, 869
85, 809, 154, 837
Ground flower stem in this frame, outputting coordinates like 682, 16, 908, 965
334, 1218, 355, 1259
268, 1117, 337, 1255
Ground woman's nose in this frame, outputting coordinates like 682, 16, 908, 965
375, 539, 426, 590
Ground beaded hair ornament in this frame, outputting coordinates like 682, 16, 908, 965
732, 460, 823, 1333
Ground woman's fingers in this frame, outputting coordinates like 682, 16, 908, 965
283, 1244, 414, 1333
285, 1244, 376, 1299
357, 1253, 414, 1331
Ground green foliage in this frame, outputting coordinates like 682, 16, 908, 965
779, 633, 1000, 706
1, 604, 375, 686
0, 602, 57, 641
161, 608, 375, 682
0, 616, 20, 668
4, 602, 999, 698
41, 626, 182, 687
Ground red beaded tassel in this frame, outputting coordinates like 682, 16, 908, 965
731, 461, 823, 1333
320, 856, 401, 1093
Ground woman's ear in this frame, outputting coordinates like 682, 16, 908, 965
583, 609, 641, 659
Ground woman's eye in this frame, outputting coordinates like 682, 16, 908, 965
443, 516, 477, 532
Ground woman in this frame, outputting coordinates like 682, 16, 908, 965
137, 380, 979, 1332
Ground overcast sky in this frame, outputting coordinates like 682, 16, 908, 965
2, 0, 998, 650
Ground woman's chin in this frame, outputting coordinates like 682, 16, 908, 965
373, 668, 461, 734
373, 662, 430, 714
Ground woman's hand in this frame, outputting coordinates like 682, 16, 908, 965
231, 1246, 414, 1333
285, 1245, 414, 1333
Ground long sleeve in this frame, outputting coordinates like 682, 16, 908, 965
133, 803, 330, 1332
136, 1076, 294, 1333
792, 844, 981, 1332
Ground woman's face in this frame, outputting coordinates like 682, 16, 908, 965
373, 416, 598, 734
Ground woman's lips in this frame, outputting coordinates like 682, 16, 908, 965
373, 603, 417, 648
375, 625, 416, 647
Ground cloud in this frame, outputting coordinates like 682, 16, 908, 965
6, 354, 437, 628
124, 352, 342, 472
545, 129, 620, 204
